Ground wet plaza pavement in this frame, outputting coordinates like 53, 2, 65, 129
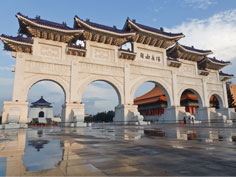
0, 123, 236, 176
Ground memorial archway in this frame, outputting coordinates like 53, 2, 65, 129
179, 89, 203, 115
0, 13, 233, 126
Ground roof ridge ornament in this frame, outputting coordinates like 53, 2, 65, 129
35, 15, 40, 19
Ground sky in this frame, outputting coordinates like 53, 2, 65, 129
0, 0, 236, 115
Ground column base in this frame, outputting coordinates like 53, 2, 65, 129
163, 106, 186, 123
113, 104, 147, 125
61, 103, 85, 127
2, 101, 28, 128
216, 108, 236, 121
196, 107, 227, 123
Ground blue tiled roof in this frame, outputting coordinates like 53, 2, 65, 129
74, 16, 128, 34
219, 71, 234, 77
209, 57, 231, 64
123, 18, 184, 37
32, 97, 51, 106
17, 13, 75, 31
199, 57, 231, 65
0, 34, 33, 44
180, 44, 212, 54
131, 21, 183, 37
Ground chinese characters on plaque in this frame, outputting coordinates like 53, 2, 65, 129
140, 52, 161, 62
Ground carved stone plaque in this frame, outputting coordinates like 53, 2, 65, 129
91, 47, 114, 61
39, 43, 62, 59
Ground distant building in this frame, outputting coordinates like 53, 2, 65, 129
227, 82, 236, 107
28, 96, 54, 124
134, 85, 218, 120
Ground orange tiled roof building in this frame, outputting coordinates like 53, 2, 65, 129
134, 85, 218, 119
227, 82, 236, 107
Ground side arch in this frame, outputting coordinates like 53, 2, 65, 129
208, 92, 224, 109
178, 86, 204, 108
77, 75, 124, 105
23, 75, 69, 103
130, 77, 173, 107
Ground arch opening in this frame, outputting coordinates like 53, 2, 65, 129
209, 94, 223, 109
180, 89, 203, 115
133, 81, 171, 121
27, 80, 65, 124
81, 81, 121, 123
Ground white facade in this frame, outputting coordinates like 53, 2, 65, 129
28, 107, 54, 123
0, 14, 235, 128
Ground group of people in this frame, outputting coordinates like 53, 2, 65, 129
183, 115, 195, 124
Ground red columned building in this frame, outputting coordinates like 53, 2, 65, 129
134, 85, 219, 119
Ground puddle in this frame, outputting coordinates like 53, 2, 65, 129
144, 129, 165, 137
23, 139, 63, 171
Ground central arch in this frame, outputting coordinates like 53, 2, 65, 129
178, 86, 204, 108
130, 77, 172, 107
78, 76, 123, 105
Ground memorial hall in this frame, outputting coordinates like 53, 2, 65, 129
0, 13, 235, 128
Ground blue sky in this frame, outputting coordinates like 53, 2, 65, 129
0, 0, 236, 115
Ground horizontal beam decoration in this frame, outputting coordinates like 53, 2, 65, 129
123, 18, 185, 49
167, 57, 182, 68
0, 35, 32, 53
198, 69, 209, 76
198, 57, 231, 70
118, 49, 136, 60
167, 42, 213, 62
16, 13, 83, 43
66, 45, 86, 57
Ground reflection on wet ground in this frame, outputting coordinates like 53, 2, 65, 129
0, 123, 236, 176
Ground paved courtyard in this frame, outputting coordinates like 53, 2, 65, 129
0, 123, 236, 176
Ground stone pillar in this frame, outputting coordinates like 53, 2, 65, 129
2, 101, 28, 128
164, 106, 186, 123
70, 60, 79, 103
12, 53, 26, 102
124, 63, 131, 105
113, 104, 140, 125
61, 103, 86, 127
222, 81, 229, 108
171, 71, 179, 107
1, 52, 28, 128
202, 78, 209, 107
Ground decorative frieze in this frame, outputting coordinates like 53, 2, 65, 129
91, 47, 114, 61
79, 62, 123, 77
24, 60, 70, 76
39, 43, 61, 59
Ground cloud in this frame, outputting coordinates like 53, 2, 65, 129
0, 66, 11, 71
182, 0, 216, 9
152, 18, 157, 22
82, 82, 119, 115
168, 9, 236, 61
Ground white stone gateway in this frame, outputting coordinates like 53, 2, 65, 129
0, 13, 234, 128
